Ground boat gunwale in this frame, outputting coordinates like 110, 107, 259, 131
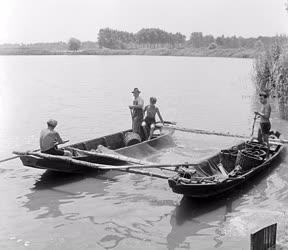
170, 143, 285, 187
116, 127, 174, 152
19, 127, 175, 165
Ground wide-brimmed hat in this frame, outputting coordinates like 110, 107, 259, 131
47, 119, 58, 127
132, 88, 141, 94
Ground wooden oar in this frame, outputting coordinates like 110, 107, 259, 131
164, 124, 248, 139
251, 113, 258, 137
13, 151, 198, 170
67, 146, 152, 165
12, 151, 178, 179
64, 147, 202, 170
67, 146, 178, 172
163, 123, 288, 144
0, 140, 69, 164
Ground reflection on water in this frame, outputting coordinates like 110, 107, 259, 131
24, 170, 120, 218
167, 197, 234, 250
2, 56, 288, 249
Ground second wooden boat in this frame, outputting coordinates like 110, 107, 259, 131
168, 138, 285, 198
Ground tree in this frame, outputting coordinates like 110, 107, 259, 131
98, 28, 135, 49
189, 32, 203, 48
254, 40, 264, 50
215, 35, 225, 46
208, 43, 217, 50
68, 38, 81, 51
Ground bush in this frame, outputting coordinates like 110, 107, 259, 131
208, 43, 217, 50
68, 38, 81, 51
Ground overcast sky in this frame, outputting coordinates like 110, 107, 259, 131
0, 0, 287, 43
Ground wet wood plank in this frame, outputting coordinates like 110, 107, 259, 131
250, 223, 277, 250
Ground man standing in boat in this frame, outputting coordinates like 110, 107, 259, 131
129, 88, 144, 136
255, 90, 271, 157
142, 97, 164, 140
40, 119, 71, 156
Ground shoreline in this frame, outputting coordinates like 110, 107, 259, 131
0, 47, 258, 58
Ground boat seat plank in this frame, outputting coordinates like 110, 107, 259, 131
68, 142, 87, 150
84, 138, 107, 151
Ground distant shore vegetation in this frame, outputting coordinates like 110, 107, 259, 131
0, 28, 287, 58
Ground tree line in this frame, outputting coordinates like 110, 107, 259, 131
1, 28, 286, 52
98, 28, 186, 49
96, 28, 287, 50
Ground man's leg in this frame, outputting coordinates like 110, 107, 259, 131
132, 117, 136, 133
141, 121, 148, 139
148, 124, 155, 140
135, 118, 142, 135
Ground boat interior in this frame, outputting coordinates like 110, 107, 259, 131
69, 129, 131, 151
66, 126, 168, 159
175, 138, 282, 184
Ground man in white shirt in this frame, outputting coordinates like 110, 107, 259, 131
129, 88, 144, 136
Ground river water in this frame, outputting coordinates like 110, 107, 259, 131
0, 55, 288, 250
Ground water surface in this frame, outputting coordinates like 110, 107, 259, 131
0, 55, 288, 249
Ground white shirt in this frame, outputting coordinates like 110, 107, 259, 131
133, 96, 144, 108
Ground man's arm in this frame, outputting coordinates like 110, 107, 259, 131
54, 132, 64, 144
129, 98, 144, 109
143, 105, 147, 115
156, 108, 164, 124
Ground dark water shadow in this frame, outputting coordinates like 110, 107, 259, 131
167, 194, 236, 250
166, 148, 286, 250
22, 169, 123, 219
32, 170, 119, 190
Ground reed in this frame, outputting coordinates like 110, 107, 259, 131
254, 40, 288, 119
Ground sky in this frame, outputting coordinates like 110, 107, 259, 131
0, 0, 287, 43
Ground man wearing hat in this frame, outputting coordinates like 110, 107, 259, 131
40, 119, 71, 156
254, 89, 271, 158
129, 88, 144, 136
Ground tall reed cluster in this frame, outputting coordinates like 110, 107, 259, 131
254, 40, 288, 119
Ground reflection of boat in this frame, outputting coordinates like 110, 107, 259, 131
168, 139, 285, 198
167, 196, 234, 250
24, 170, 117, 218
18, 127, 174, 173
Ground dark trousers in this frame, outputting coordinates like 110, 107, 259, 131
42, 147, 65, 156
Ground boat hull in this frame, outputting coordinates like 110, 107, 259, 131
19, 127, 174, 173
168, 141, 285, 198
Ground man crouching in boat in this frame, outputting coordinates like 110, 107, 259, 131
255, 90, 271, 158
40, 119, 72, 156
142, 97, 164, 140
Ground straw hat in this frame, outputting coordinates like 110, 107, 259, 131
132, 88, 141, 93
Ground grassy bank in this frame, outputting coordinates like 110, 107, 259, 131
0, 47, 257, 58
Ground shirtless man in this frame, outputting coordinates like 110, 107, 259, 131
129, 88, 144, 136
255, 90, 271, 158
142, 97, 164, 140
40, 119, 71, 156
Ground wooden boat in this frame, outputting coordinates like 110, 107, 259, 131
168, 138, 285, 198
18, 127, 175, 173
